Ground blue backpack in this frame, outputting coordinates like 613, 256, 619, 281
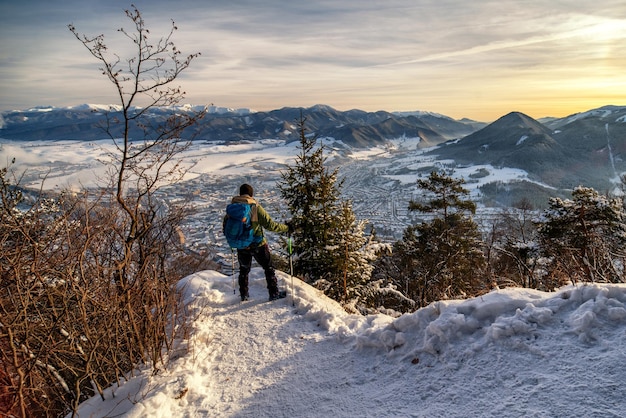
223, 203, 256, 249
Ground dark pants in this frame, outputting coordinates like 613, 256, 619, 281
237, 243, 279, 298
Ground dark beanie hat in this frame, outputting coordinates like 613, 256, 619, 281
240, 184, 254, 196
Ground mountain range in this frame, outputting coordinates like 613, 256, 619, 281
0, 104, 481, 147
430, 106, 626, 191
1, 103, 625, 194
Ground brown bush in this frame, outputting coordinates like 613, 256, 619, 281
0, 177, 193, 417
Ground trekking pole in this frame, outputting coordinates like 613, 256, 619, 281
288, 236, 294, 306
231, 248, 236, 294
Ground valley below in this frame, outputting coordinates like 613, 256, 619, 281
1, 136, 547, 268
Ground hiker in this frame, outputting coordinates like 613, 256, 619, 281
224, 184, 291, 301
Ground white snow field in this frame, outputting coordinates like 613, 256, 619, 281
71, 268, 626, 418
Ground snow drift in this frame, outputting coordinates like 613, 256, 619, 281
71, 268, 626, 417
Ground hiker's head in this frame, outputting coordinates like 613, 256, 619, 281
239, 184, 254, 197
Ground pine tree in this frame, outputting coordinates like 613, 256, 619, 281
393, 171, 488, 307
278, 113, 375, 308
278, 113, 344, 283
331, 200, 374, 303
537, 186, 626, 285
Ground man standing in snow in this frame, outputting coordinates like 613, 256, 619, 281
227, 184, 290, 301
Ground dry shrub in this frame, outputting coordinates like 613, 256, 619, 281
1, 179, 192, 417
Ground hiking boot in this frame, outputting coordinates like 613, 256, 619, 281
241, 293, 249, 301
269, 290, 287, 301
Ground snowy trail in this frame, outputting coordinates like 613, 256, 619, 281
175, 271, 626, 418
188, 272, 372, 417
73, 269, 626, 418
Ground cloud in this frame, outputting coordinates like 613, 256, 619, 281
376, 15, 624, 67
1, 0, 626, 120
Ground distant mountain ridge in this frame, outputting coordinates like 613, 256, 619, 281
0, 104, 482, 148
2, 103, 625, 194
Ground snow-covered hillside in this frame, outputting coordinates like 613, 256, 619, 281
71, 268, 626, 417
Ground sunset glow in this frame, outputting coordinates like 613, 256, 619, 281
1, 1, 624, 121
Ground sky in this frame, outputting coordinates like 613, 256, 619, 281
70, 268, 626, 417
1, 0, 625, 121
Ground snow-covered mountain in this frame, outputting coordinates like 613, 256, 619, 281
0, 103, 481, 147
432, 105, 626, 193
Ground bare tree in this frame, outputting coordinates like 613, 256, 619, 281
484, 198, 542, 289
1, 7, 205, 417
67, 0, 207, 392
69, 5, 206, 292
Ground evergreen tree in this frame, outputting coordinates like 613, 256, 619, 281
278, 114, 375, 308
278, 113, 344, 283
537, 186, 626, 285
392, 171, 488, 308
330, 200, 374, 303
409, 171, 477, 217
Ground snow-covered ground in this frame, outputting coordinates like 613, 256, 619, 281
72, 268, 626, 417
0, 137, 543, 194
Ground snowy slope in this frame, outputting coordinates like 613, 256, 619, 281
72, 268, 626, 418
